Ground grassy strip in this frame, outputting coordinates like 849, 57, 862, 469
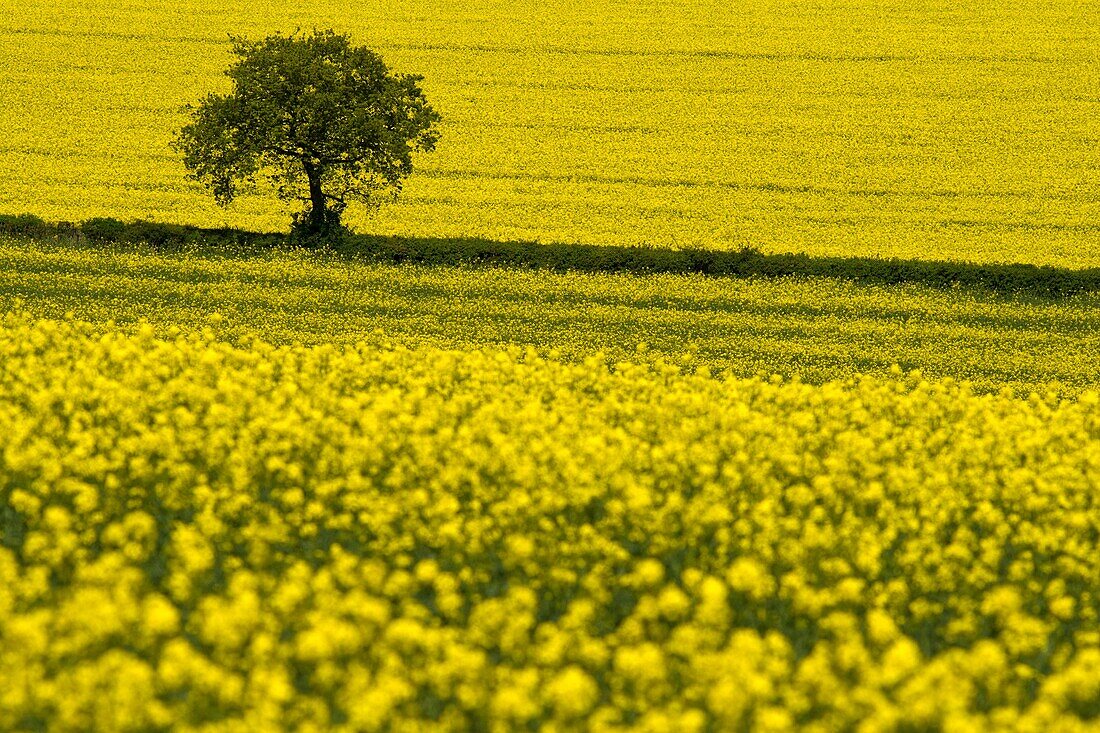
2, 235, 1098, 395
3, 213, 1099, 298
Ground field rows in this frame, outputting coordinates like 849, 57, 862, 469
2, 0, 1098, 264
2, 238, 1098, 394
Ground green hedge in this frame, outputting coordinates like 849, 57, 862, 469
2, 214, 1097, 298
345, 234, 1100, 299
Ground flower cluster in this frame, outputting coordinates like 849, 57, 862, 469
1, 313, 1098, 730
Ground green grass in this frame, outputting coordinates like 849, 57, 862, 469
2, 236, 1097, 394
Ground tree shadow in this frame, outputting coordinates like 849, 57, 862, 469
3, 214, 1098, 300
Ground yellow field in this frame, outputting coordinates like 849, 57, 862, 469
2, 313, 1099, 731
4, 237, 1100, 394
2, 0, 1099, 265
3, 2, 1100, 729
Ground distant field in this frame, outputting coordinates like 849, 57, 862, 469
3, 237, 1098, 394
2, 0, 1098, 265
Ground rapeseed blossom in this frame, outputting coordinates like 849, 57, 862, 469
0, 313, 1098, 730
3, 1, 1099, 266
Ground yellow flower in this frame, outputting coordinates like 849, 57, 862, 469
545, 666, 599, 718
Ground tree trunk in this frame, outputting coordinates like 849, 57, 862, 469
304, 162, 327, 235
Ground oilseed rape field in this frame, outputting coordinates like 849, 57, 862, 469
3, 0, 1100, 730
2, 313, 1100, 731
2, 237, 1100, 395
2, 0, 1100, 265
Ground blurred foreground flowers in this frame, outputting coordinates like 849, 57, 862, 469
1, 313, 1098, 731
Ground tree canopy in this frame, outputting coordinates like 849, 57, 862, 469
174, 30, 440, 240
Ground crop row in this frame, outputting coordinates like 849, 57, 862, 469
1, 237, 1097, 395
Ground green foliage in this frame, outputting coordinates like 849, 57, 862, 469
173, 30, 440, 239
81, 218, 196, 249
80, 217, 128, 242
0, 214, 48, 237
289, 205, 350, 247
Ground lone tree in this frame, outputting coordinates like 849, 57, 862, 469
174, 30, 440, 240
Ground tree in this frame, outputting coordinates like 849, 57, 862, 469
174, 30, 440, 240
